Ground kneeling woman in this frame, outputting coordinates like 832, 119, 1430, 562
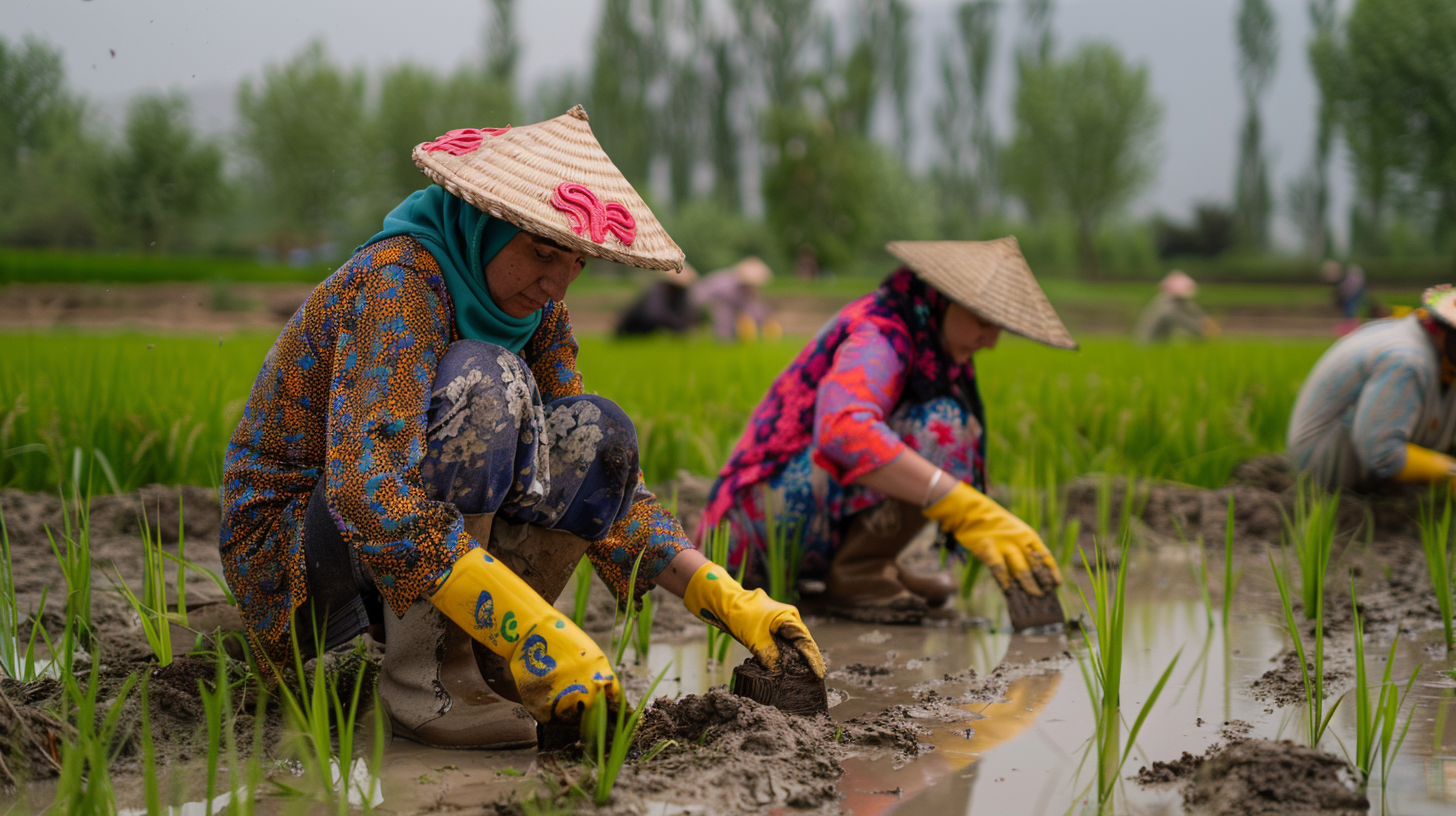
702, 240, 1074, 623
221, 108, 821, 749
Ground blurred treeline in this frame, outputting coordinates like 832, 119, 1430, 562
1, 0, 1453, 281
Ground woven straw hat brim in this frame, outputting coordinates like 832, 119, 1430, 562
1423, 285, 1456, 327
412, 106, 684, 272
886, 238, 1077, 350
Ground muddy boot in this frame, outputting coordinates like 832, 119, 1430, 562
896, 567, 957, 608
378, 598, 537, 750
824, 500, 929, 624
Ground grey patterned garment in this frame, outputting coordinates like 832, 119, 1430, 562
421, 340, 641, 541
1287, 315, 1456, 488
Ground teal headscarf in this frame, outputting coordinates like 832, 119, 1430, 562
365, 185, 541, 352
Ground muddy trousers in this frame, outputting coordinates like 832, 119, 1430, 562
295, 339, 641, 654
714, 396, 980, 588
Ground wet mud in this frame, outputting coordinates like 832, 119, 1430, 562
1182, 740, 1369, 815
1, 472, 1454, 814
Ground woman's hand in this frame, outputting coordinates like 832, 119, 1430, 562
922, 482, 1063, 596
683, 561, 825, 678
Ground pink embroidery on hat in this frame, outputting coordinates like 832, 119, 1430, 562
421, 126, 511, 156
550, 182, 637, 246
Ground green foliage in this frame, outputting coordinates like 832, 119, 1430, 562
53, 670, 139, 815
1281, 478, 1338, 620
1269, 550, 1339, 746
95, 92, 226, 251
571, 556, 593, 628
369, 62, 516, 209
0, 332, 1330, 493
0, 35, 99, 249
112, 497, 183, 666
1233, 0, 1279, 251
1004, 42, 1163, 278
584, 662, 671, 806
1346, 580, 1419, 788
237, 40, 366, 247
0, 248, 324, 284
1074, 528, 1182, 807
1418, 489, 1455, 655
1338, 0, 1456, 248
763, 502, 804, 604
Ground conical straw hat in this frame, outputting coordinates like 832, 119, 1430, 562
886, 238, 1077, 350
412, 105, 684, 272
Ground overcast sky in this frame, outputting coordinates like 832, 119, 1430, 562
7, 0, 1350, 248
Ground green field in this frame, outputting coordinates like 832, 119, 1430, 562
0, 331, 1329, 494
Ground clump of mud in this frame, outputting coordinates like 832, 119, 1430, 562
1135, 720, 1254, 785
1182, 740, 1368, 815
590, 689, 922, 813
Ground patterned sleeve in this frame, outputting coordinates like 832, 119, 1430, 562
525, 301, 690, 602
1351, 349, 1431, 478
326, 264, 477, 616
812, 322, 911, 484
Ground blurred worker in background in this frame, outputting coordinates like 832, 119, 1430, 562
701, 239, 1073, 624
1324, 258, 1368, 336
1288, 284, 1456, 491
614, 263, 700, 337
220, 108, 822, 751
1134, 269, 1220, 343
691, 256, 781, 342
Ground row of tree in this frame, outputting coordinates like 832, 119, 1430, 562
0, 0, 1451, 277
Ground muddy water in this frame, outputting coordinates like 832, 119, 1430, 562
19, 549, 1456, 815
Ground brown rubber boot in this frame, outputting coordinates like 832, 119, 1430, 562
896, 567, 958, 608
824, 500, 930, 624
378, 595, 537, 749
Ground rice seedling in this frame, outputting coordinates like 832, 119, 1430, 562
762, 506, 803, 605
1221, 493, 1241, 629
611, 550, 650, 667
1418, 489, 1455, 656
1281, 477, 1338, 620
271, 624, 377, 813
570, 557, 593, 628
632, 590, 654, 665
1268, 551, 1338, 746
1073, 527, 1182, 810
0, 506, 50, 681
584, 662, 672, 806
112, 500, 179, 666
52, 667, 139, 814
701, 522, 749, 664
46, 486, 94, 660
1344, 580, 1420, 789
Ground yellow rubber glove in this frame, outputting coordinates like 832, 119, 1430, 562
923, 482, 1064, 596
429, 548, 618, 723
1397, 443, 1456, 485
734, 313, 759, 342
683, 561, 825, 678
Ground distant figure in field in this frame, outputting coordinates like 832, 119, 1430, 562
1324, 259, 1368, 336
1288, 284, 1456, 491
614, 264, 700, 337
691, 256, 781, 342
1134, 270, 1220, 343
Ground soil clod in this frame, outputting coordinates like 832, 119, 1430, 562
730, 636, 828, 717
1182, 739, 1369, 815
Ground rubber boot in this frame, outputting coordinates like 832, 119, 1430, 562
823, 500, 930, 624
378, 597, 537, 749
896, 566, 957, 608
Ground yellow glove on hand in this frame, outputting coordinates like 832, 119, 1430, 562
430, 548, 618, 723
683, 561, 825, 678
1397, 443, 1456, 483
923, 482, 1063, 596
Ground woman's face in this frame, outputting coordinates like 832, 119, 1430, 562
485, 232, 586, 318
941, 302, 1001, 364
